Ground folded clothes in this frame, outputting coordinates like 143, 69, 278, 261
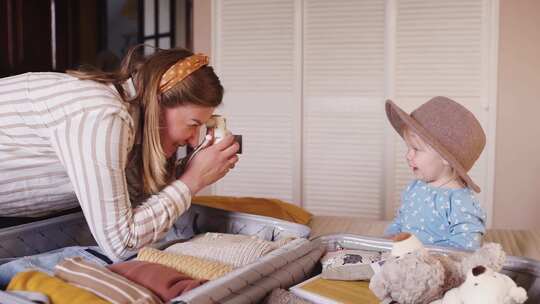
55, 257, 161, 304
136, 247, 233, 281
263, 288, 314, 304
108, 260, 205, 302
0, 246, 110, 289
174, 238, 321, 303
321, 249, 384, 281
0, 290, 50, 304
165, 233, 292, 267
7, 270, 108, 304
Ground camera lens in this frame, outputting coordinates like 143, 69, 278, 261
233, 135, 242, 154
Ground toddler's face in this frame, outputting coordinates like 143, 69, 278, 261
403, 129, 449, 184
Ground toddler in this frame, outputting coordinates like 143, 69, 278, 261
384, 96, 487, 250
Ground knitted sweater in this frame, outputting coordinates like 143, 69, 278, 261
108, 261, 205, 302
165, 233, 293, 267
136, 247, 233, 281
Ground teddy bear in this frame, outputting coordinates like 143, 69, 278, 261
429, 265, 527, 304
368, 233, 507, 304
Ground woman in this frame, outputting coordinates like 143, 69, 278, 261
0, 46, 239, 261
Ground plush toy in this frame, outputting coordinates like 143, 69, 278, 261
390, 232, 424, 257
430, 265, 527, 304
369, 234, 507, 304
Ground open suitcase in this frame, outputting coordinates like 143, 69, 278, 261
0, 204, 321, 303
297, 233, 540, 304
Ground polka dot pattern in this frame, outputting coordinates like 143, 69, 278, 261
384, 179, 487, 250
159, 54, 209, 93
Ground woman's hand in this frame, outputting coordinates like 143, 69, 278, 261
178, 133, 240, 195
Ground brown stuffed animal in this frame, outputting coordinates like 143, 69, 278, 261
369, 234, 506, 304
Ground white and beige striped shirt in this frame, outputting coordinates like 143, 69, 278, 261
0, 72, 191, 261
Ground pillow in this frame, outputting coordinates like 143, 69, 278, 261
193, 196, 312, 225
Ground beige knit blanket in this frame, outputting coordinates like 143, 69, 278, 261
136, 247, 233, 281
165, 233, 293, 267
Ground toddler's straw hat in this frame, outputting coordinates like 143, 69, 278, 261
385, 96, 486, 192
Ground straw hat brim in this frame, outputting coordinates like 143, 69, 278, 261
385, 100, 481, 193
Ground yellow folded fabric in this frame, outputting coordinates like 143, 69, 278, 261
193, 196, 312, 225
136, 247, 233, 281
7, 271, 109, 304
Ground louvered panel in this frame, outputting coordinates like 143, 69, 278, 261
303, 110, 386, 218
302, 0, 386, 218
395, 0, 483, 98
213, 0, 495, 221
393, 134, 414, 212
217, 0, 296, 93
304, 0, 385, 97
213, 0, 299, 202
214, 113, 295, 202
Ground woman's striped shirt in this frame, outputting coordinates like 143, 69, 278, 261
0, 72, 191, 261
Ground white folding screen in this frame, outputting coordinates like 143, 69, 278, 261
211, 0, 302, 202
302, 0, 386, 217
212, 0, 497, 222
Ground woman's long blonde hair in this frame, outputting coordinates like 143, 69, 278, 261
68, 45, 224, 194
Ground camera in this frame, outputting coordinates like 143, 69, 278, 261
204, 115, 242, 153
175, 115, 242, 178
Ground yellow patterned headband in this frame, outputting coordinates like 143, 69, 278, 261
159, 54, 209, 93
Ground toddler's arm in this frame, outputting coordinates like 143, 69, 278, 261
447, 230, 483, 250
447, 192, 487, 250
384, 186, 412, 237
384, 214, 402, 237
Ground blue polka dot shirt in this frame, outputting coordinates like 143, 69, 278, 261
385, 179, 487, 250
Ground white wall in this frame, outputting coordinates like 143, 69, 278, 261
193, 0, 212, 55
175, 0, 188, 48
493, 0, 540, 230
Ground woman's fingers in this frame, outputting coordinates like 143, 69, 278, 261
223, 141, 240, 158
220, 155, 238, 173
228, 154, 239, 169
215, 133, 240, 153
178, 132, 240, 195
209, 134, 239, 159
214, 133, 235, 150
